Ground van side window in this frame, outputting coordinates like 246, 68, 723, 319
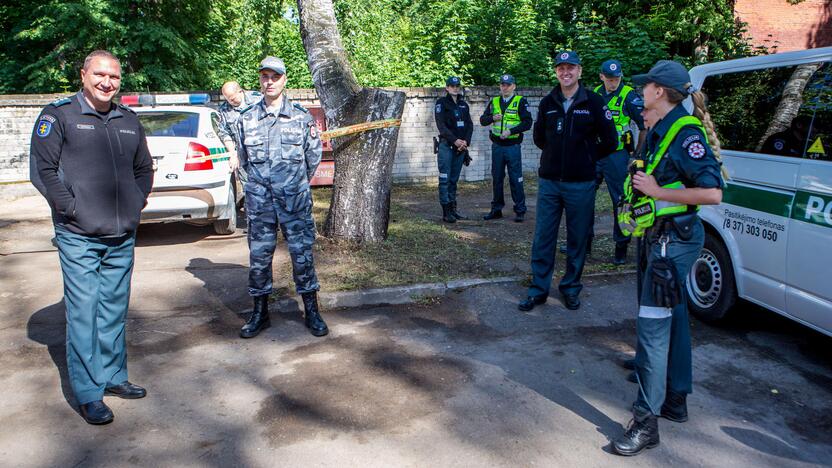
796, 61, 831, 162
702, 62, 832, 161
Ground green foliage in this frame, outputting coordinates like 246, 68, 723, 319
0, 0, 760, 93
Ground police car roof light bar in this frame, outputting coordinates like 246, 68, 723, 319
119, 93, 210, 107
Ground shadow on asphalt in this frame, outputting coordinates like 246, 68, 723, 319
27, 300, 79, 414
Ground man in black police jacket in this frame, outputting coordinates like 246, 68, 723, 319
30, 50, 153, 425
519, 50, 618, 312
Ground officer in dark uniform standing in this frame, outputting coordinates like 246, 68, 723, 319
480, 74, 533, 222
612, 60, 725, 456
519, 51, 618, 312
30, 50, 153, 425
434, 76, 474, 223
591, 59, 646, 264
236, 57, 328, 339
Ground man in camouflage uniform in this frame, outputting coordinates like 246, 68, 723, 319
218, 81, 262, 184
236, 56, 328, 338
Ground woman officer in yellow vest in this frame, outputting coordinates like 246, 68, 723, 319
612, 60, 726, 456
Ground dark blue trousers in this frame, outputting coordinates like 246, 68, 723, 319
528, 178, 595, 298
437, 141, 464, 205
590, 149, 630, 244
54, 226, 136, 404
490, 143, 526, 214
634, 218, 703, 415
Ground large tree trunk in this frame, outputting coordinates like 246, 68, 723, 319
756, 63, 822, 151
297, 0, 406, 242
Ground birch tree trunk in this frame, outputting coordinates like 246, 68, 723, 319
755, 63, 822, 151
297, 0, 406, 242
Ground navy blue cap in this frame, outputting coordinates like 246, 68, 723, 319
446, 76, 461, 86
601, 59, 623, 77
632, 60, 694, 95
499, 74, 515, 85
554, 51, 581, 66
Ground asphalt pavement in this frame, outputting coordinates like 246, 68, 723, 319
0, 196, 830, 467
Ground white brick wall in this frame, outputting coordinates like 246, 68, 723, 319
0, 88, 551, 194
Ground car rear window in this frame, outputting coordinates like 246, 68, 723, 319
138, 112, 199, 137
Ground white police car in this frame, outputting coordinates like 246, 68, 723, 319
122, 93, 241, 235
685, 47, 832, 337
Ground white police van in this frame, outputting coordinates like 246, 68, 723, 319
122, 93, 240, 235
684, 47, 832, 337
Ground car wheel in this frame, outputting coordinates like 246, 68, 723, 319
213, 182, 237, 235
686, 231, 737, 322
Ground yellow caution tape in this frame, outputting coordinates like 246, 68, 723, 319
320, 119, 402, 141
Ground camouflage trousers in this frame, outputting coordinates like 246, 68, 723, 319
245, 181, 320, 296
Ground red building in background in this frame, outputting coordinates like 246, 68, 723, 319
734, 0, 832, 52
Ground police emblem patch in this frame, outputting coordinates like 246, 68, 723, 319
774, 140, 784, 151
687, 141, 706, 159
36, 120, 52, 137
560, 52, 569, 60
435, 104, 442, 113
605, 110, 613, 120
610, 63, 618, 71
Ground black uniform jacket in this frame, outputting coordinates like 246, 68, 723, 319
434, 93, 473, 145
30, 92, 153, 237
479, 95, 533, 146
533, 84, 618, 182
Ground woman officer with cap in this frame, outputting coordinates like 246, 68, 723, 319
611, 60, 726, 456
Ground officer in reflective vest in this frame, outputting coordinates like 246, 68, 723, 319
612, 60, 725, 456
479, 74, 533, 222
590, 59, 646, 264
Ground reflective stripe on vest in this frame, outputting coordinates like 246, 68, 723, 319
595, 84, 633, 151
492, 95, 522, 139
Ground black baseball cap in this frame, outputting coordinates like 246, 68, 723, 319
632, 60, 693, 95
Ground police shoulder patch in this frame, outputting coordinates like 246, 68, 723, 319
292, 103, 309, 113
687, 141, 706, 159
774, 139, 785, 151
35, 118, 53, 137
681, 133, 701, 149
435, 103, 442, 113
51, 97, 71, 107
604, 109, 613, 120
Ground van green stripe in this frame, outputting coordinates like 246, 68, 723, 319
792, 190, 832, 229
722, 183, 793, 217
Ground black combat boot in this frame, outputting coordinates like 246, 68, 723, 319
661, 391, 688, 423
301, 292, 329, 337
483, 209, 503, 220
614, 242, 629, 265
613, 407, 660, 456
450, 201, 467, 220
441, 204, 456, 223
240, 295, 271, 338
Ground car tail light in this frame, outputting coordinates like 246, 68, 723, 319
184, 142, 214, 171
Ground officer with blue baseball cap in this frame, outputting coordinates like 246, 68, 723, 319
480, 73, 533, 222
434, 76, 473, 222
588, 59, 646, 265
520, 50, 618, 312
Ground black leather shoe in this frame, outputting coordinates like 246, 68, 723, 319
80, 400, 114, 425
562, 293, 581, 310
514, 212, 524, 223
626, 371, 638, 383
483, 209, 502, 220
105, 381, 146, 399
441, 204, 456, 223
613, 411, 660, 456
620, 358, 636, 370
240, 295, 271, 338
660, 391, 688, 423
518, 295, 547, 311
301, 292, 329, 337
614, 242, 629, 265
450, 202, 467, 220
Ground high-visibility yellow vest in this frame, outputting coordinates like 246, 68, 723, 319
619, 115, 707, 237
491, 95, 522, 139
595, 84, 634, 151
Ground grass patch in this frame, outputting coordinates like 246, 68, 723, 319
270, 178, 631, 293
